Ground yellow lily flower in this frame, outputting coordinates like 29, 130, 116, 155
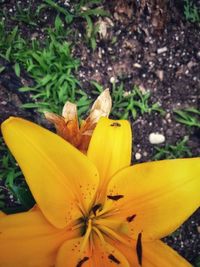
0, 116, 200, 267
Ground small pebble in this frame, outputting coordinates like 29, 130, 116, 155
133, 63, 142, 68
157, 47, 168, 54
110, 77, 116, 83
143, 151, 148, 157
135, 152, 141, 160
156, 70, 164, 81
149, 132, 165, 144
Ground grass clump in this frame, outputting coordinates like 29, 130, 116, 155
184, 0, 200, 23
11, 0, 38, 26
92, 81, 165, 120
18, 32, 92, 115
0, 15, 92, 116
19, 33, 81, 114
40, 0, 109, 50
174, 108, 200, 128
153, 136, 192, 160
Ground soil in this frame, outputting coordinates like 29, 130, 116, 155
0, 0, 199, 265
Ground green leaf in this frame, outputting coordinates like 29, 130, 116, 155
55, 15, 63, 31
81, 8, 109, 17
18, 86, 36, 92
5, 47, 11, 61
0, 66, 5, 73
14, 62, 20, 77
7, 26, 18, 45
13, 186, 35, 210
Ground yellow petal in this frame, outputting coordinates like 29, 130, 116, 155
56, 235, 130, 267
87, 117, 132, 200
0, 209, 78, 267
1, 117, 99, 229
142, 240, 192, 267
106, 158, 200, 240
0, 211, 6, 218
92, 236, 130, 267
56, 237, 92, 267
110, 238, 192, 267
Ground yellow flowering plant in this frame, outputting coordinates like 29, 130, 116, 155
0, 89, 200, 267
0, 97, 199, 266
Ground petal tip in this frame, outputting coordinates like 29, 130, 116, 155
1, 116, 16, 130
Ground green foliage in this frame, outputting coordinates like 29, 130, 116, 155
18, 36, 80, 113
153, 136, 192, 160
83, 14, 99, 50
11, 1, 38, 26
78, 4, 109, 50
184, 0, 200, 23
41, 0, 108, 23
194, 257, 200, 267
91, 82, 165, 119
0, 16, 28, 62
0, 19, 20, 61
40, 0, 74, 24
0, 14, 93, 116
41, 0, 109, 50
0, 16, 91, 116
0, 138, 35, 213
174, 108, 200, 128
111, 84, 164, 119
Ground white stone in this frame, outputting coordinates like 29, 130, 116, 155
135, 153, 141, 160
143, 151, 148, 157
157, 47, 168, 54
149, 132, 165, 144
110, 77, 116, 83
133, 63, 142, 68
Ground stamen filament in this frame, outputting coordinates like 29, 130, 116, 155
92, 226, 106, 246
96, 207, 120, 218
80, 219, 92, 254
76, 200, 87, 216
71, 222, 83, 231
97, 224, 131, 247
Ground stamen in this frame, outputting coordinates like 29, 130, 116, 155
97, 224, 131, 247
92, 226, 106, 246
107, 195, 124, 201
71, 222, 84, 231
80, 219, 92, 254
76, 200, 87, 216
66, 217, 84, 231
108, 254, 121, 264
95, 207, 120, 218
126, 214, 136, 222
91, 203, 102, 216
136, 232, 143, 266
76, 256, 89, 267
